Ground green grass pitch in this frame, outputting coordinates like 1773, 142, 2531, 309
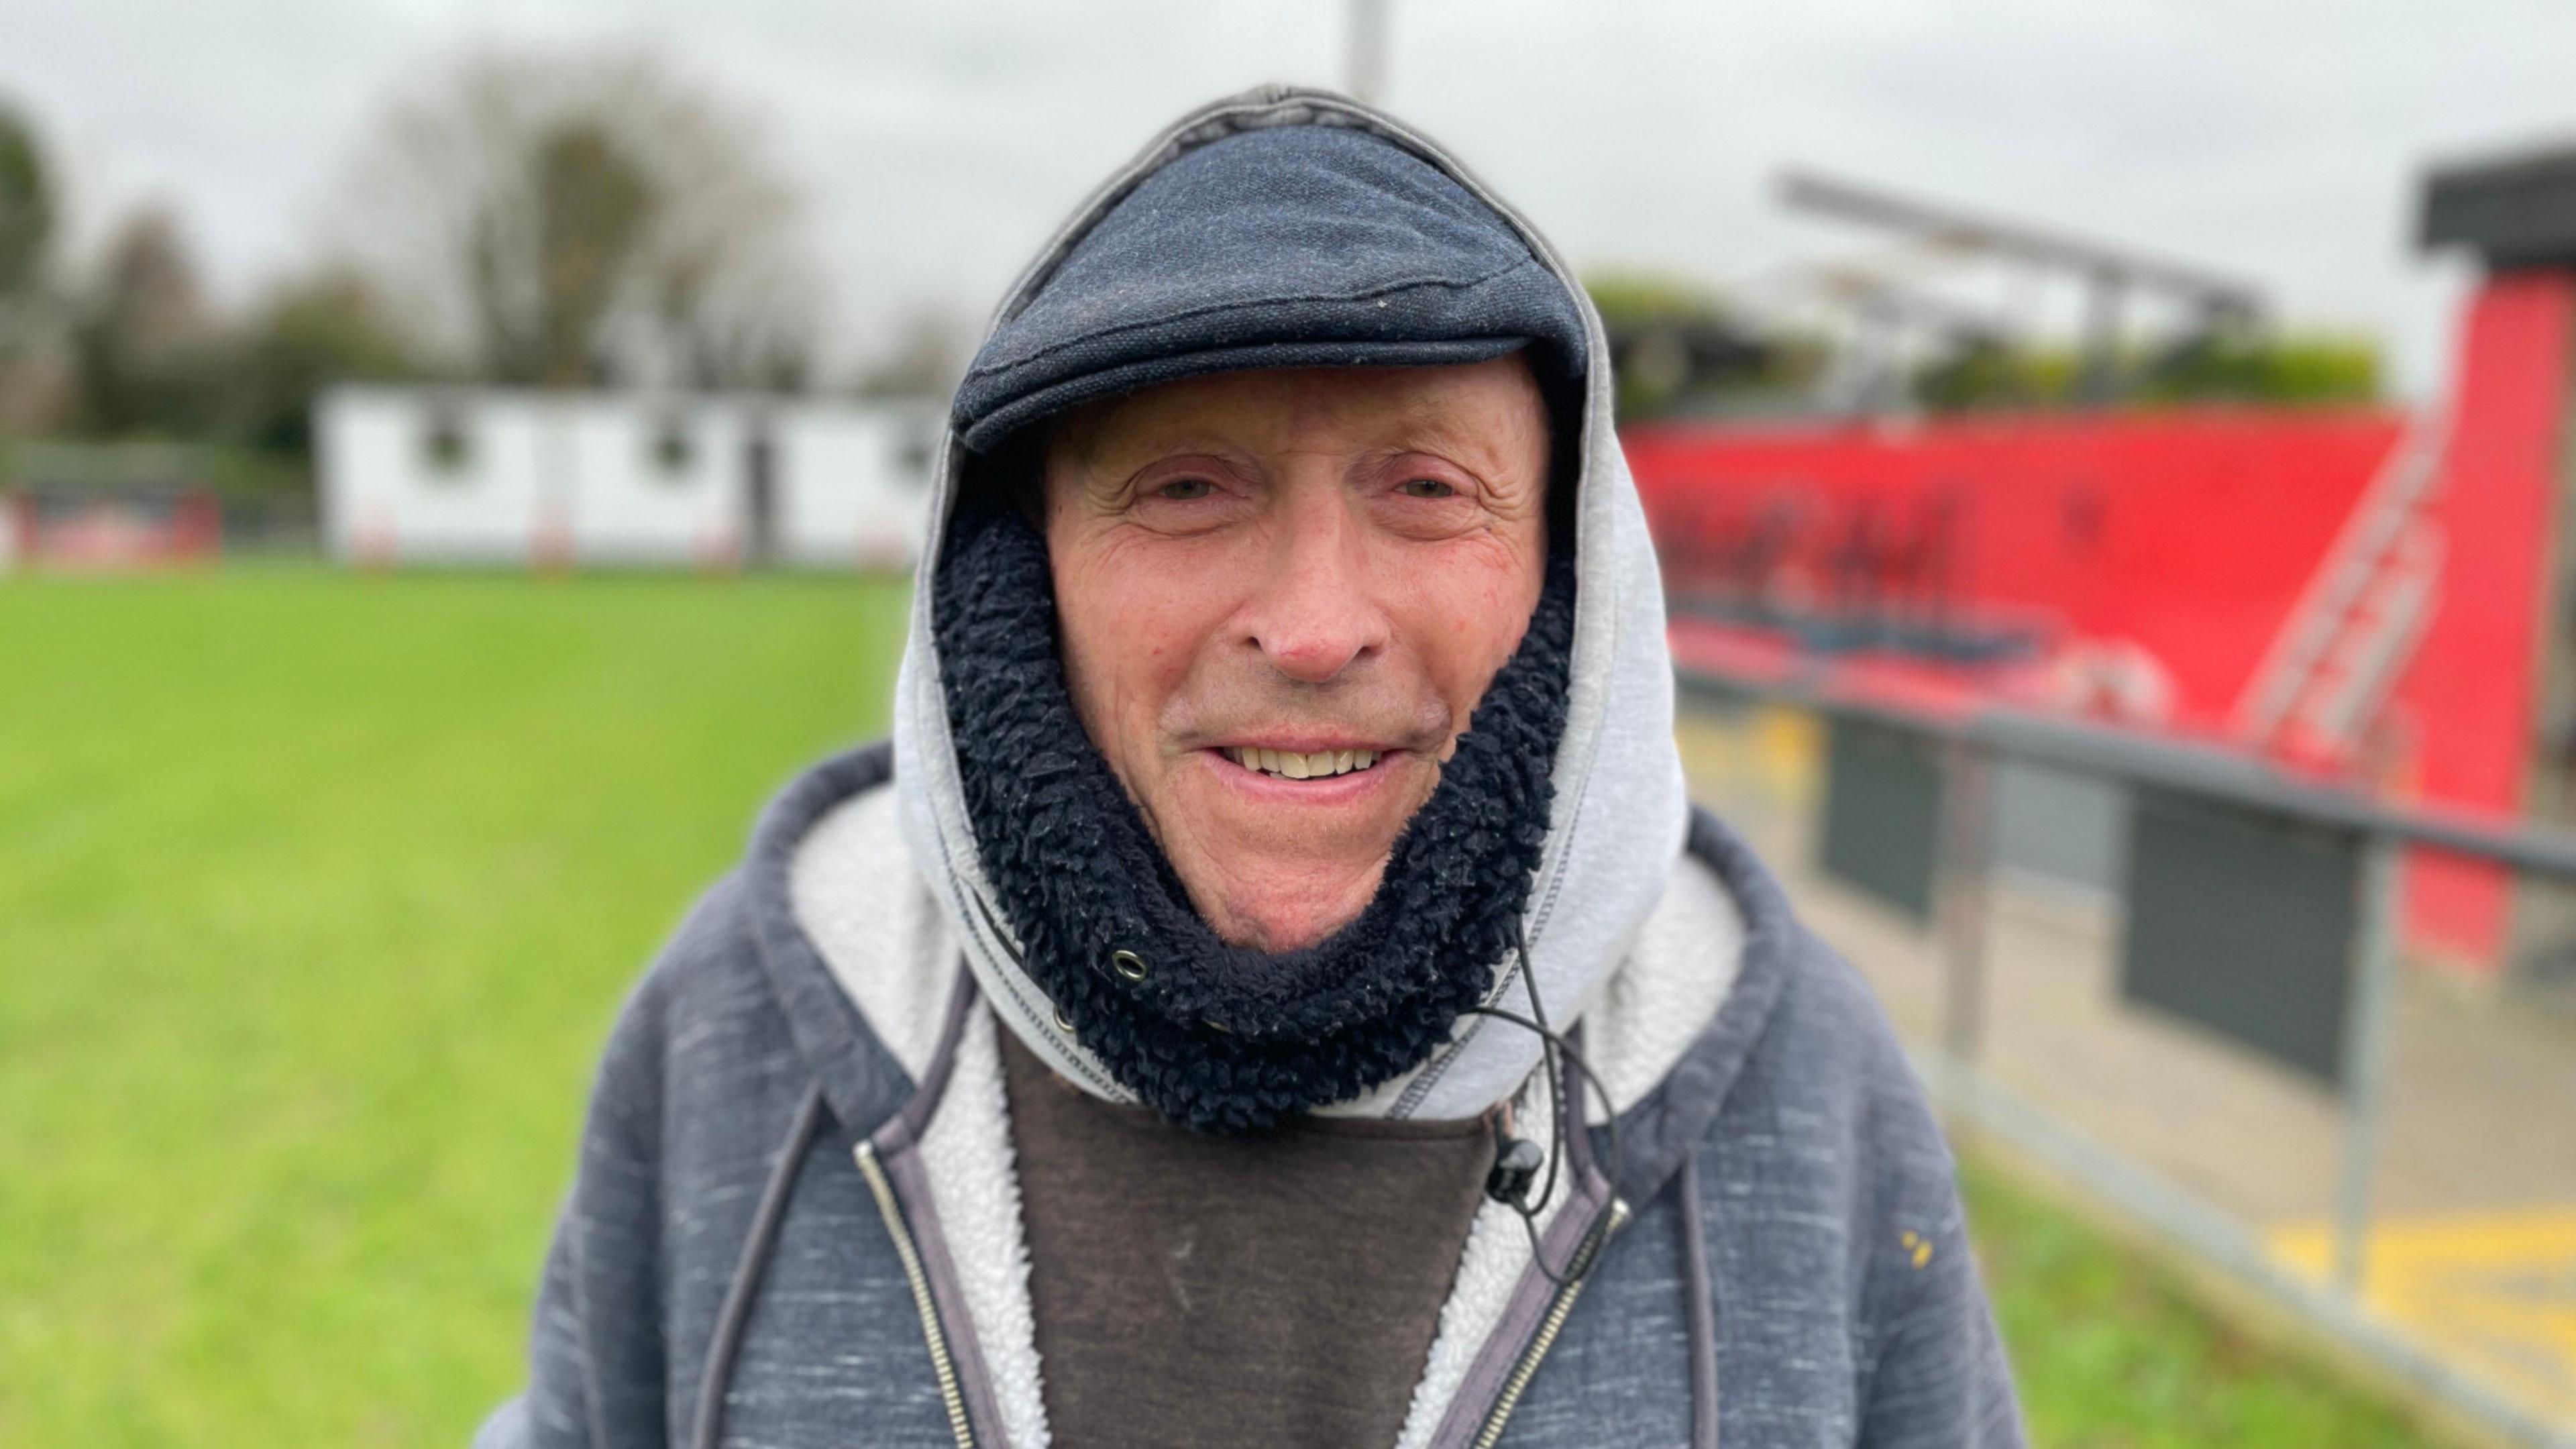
0, 568, 2451, 1447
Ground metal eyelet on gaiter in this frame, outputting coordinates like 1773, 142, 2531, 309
1111, 949, 1148, 981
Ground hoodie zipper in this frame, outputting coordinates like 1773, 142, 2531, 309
853, 1141, 977, 1448
1470, 1197, 1632, 1449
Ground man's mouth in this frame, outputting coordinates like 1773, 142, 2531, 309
1220, 746, 1382, 780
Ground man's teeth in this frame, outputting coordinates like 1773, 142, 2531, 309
1226, 747, 1379, 779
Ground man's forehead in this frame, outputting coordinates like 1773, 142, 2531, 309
1049, 357, 1548, 472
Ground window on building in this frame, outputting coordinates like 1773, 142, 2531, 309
650, 414, 695, 480
422, 404, 473, 480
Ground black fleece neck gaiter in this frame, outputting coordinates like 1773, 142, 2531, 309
932, 504, 1574, 1131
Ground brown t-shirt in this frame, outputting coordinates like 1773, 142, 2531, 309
1000, 1028, 1497, 1449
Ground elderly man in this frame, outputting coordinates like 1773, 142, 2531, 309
479, 89, 2021, 1449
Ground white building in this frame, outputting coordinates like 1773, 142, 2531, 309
316, 386, 941, 569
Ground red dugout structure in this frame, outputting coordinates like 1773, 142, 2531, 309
1631, 139, 2576, 973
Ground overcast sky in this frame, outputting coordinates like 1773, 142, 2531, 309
7, 0, 2571, 400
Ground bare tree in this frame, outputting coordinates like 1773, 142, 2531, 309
340, 46, 822, 390
77, 205, 223, 432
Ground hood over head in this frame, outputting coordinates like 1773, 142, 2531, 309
894, 87, 1687, 1124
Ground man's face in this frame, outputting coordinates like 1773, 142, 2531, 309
1041, 356, 1552, 952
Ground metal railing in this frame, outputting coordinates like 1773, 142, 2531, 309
1678, 662, 2576, 1449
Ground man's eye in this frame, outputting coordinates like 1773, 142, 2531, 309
1157, 478, 1217, 500
1399, 478, 1457, 499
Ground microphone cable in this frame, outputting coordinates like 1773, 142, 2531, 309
1462, 918, 1627, 1289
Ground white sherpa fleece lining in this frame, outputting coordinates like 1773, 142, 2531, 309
1589, 850, 1746, 1117
792, 787, 1053, 1445
919, 1007, 1050, 1448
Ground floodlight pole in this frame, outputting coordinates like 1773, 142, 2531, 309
1778, 168, 2265, 408
1346, 0, 1391, 105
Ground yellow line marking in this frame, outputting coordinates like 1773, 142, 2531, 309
2269, 1208, 2576, 1421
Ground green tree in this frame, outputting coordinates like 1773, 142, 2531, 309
0, 100, 50, 302
2135, 330, 2379, 406
1584, 270, 1822, 422
1911, 330, 2380, 412
229, 268, 427, 453
74, 206, 225, 435
0, 99, 72, 434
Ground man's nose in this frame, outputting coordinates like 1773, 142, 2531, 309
1237, 488, 1389, 684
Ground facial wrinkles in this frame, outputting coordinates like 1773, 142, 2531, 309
1159, 667, 1453, 766
1075, 368, 1538, 507
1045, 360, 1549, 949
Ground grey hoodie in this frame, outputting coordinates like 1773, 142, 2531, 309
474, 87, 2022, 1449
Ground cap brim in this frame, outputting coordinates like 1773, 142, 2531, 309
957, 337, 1531, 453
